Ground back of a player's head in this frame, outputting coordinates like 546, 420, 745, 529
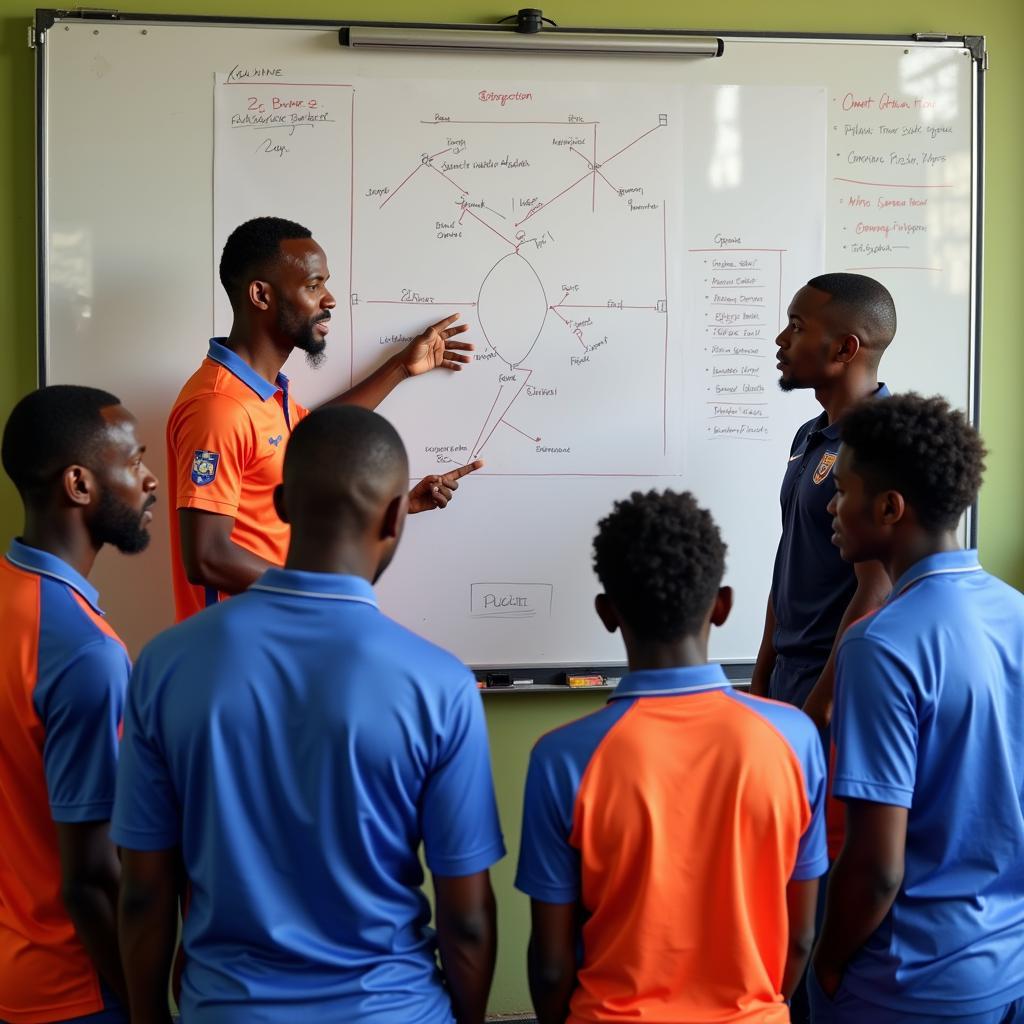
2, 385, 122, 501
282, 405, 408, 531
807, 272, 897, 362
840, 393, 985, 531
218, 216, 313, 302
593, 489, 727, 642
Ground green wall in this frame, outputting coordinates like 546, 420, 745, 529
2, 1, 1022, 1015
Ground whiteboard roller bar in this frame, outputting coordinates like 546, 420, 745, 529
345, 26, 724, 57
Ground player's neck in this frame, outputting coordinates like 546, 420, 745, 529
815, 372, 880, 426
284, 536, 376, 583
624, 636, 709, 672
887, 530, 963, 587
224, 322, 292, 384
19, 513, 99, 580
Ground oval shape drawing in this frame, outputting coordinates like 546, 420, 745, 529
476, 253, 548, 368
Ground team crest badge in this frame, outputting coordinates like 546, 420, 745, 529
813, 451, 838, 485
191, 450, 220, 486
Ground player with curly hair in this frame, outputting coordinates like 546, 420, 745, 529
810, 394, 1024, 1023
516, 490, 828, 1023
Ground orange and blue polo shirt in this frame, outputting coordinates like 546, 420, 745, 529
167, 339, 309, 621
516, 663, 828, 1023
0, 540, 130, 1024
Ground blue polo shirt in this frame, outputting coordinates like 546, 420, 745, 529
770, 385, 890, 669
516, 665, 827, 1023
111, 568, 505, 1022
832, 549, 1024, 1016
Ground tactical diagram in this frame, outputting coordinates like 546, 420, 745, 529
350, 87, 683, 477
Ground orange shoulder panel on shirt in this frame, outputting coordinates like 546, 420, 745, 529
566, 693, 807, 1023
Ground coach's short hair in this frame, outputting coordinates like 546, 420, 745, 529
218, 216, 313, 299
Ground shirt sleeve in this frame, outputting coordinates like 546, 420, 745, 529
515, 739, 581, 904
792, 722, 829, 881
420, 673, 505, 877
110, 653, 181, 851
832, 635, 918, 809
37, 639, 129, 823
169, 392, 254, 516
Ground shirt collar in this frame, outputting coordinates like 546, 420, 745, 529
207, 338, 289, 402
249, 568, 379, 608
610, 662, 731, 700
5, 539, 103, 614
890, 548, 983, 601
820, 382, 890, 441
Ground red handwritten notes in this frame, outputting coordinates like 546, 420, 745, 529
478, 90, 534, 105
830, 79, 967, 273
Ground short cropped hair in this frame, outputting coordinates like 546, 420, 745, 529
2, 385, 121, 497
840, 392, 985, 531
282, 405, 408, 526
807, 272, 897, 355
218, 216, 313, 298
593, 490, 726, 642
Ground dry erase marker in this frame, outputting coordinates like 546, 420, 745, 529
566, 673, 605, 688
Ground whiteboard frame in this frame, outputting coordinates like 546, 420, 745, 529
32, 12, 986, 674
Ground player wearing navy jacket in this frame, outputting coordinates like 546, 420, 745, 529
811, 393, 1024, 1023
750, 274, 895, 733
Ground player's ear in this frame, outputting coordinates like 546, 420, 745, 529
62, 464, 95, 508
595, 592, 620, 634
272, 483, 289, 524
381, 493, 404, 542
835, 332, 861, 365
710, 585, 733, 627
249, 278, 273, 311
877, 488, 906, 526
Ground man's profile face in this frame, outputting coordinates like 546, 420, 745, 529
273, 238, 336, 368
775, 286, 839, 392
88, 406, 158, 553
827, 444, 882, 564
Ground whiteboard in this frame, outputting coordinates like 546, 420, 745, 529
37, 17, 981, 667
